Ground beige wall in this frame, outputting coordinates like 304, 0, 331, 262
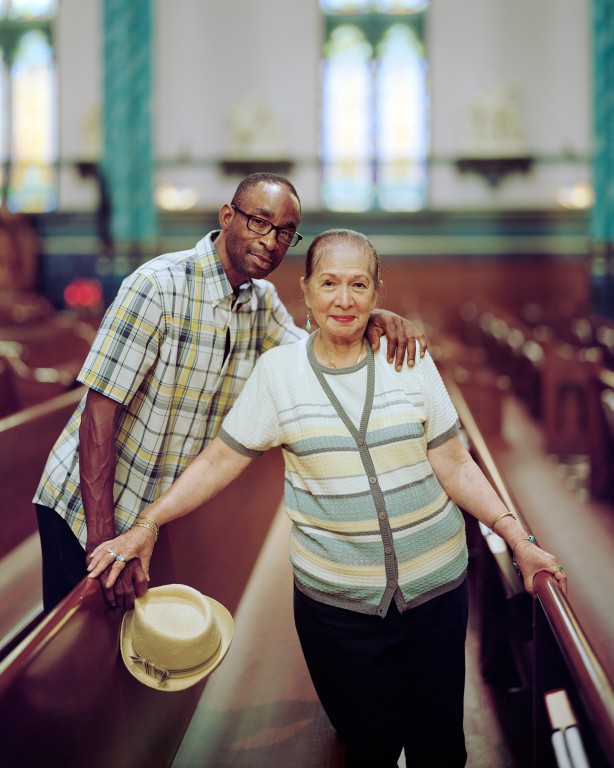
55, 0, 591, 212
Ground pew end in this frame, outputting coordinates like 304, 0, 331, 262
0, 578, 206, 768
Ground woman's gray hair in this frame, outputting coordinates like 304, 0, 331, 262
304, 229, 382, 289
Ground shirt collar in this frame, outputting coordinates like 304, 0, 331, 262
195, 231, 253, 308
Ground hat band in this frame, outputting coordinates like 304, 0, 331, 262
130, 638, 222, 688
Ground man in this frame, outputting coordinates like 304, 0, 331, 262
34, 173, 426, 611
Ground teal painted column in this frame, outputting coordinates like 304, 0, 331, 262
102, 0, 156, 261
591, 0, 614, 318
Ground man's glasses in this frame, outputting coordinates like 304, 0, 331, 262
231, 205, 303, 247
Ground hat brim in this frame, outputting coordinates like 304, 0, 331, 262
120, 596, 234, 692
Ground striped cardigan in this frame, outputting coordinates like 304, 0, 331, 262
219, 334, 467, 617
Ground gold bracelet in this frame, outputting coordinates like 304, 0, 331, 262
512, 534, 535, 556
132, 516, 159, 542
511, 534, 535, 571
490, 511, 516, 534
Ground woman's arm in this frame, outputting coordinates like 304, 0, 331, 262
428, 434, 567, 596
87, 436, 253, 588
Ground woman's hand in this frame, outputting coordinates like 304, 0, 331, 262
366, 309, 427, 370
87, 526, 155, 592
513, 538, 568, 597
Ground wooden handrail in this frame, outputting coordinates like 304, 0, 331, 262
445, 374, 614, 761
534, 571, 614, 759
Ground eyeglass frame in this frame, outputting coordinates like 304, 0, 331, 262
231, 204, 303, 248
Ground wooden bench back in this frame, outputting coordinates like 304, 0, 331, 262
588, 368, 614, 500
0, 387, 86, 558
0, 448, 285, 768
458, 300, 607, 456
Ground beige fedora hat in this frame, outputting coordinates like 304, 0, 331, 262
120, 583, 234, 691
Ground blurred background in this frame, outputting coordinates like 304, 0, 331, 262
0, 0, 605, 319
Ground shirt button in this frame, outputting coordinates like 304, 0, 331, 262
357, 437, 365, 446
384, 546, 393, 555
369, 476, 377, 484
379, 512, 387, 520
388, 579, 397, 589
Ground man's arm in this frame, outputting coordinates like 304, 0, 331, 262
87, 436, 253, 589
79, 388, 148, 609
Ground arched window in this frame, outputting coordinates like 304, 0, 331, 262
0, 0, 57, 212
320, 0, 428, 211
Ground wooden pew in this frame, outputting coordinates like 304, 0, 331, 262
0, 316, 95, 411
0, 289, 54, 326
458, 300, 603, 456
0, 448, 285, 768
0, 387, 86, 559
587, 367, 614, 501
0, 388, 87, 655
0, 357, 20, 417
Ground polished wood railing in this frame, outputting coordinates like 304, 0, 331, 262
446, 375, 614, 765
533, 571, 614, 760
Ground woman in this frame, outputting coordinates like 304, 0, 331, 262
89, 229, 567, 767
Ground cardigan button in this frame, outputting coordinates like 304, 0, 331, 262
368, 476, 376, 484
357, 437, 365, 446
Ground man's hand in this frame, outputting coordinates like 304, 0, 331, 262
87, 525, 155, 609
366, 309, 427, 370
89, 555, 149, 610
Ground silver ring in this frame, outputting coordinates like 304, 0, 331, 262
107, 548, 116, 558
115, 554, 125, 562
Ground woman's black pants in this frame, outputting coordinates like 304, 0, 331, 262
294, 581, 468, 768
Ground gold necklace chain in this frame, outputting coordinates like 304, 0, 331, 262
320, 335, 364, 369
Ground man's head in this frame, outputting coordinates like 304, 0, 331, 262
217, 173, 302, 289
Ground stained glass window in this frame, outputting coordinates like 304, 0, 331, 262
320, 0, 429, 211
321, 25, 374, 211
0, 0, 56, 212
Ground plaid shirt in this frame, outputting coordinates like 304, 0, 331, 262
34, 232, 306, 546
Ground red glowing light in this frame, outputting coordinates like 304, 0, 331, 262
64, 279, 103, 308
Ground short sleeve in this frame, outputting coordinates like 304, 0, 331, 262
78, 271, 164, 404
218, 352, 282, 455
419, 352, 460, 449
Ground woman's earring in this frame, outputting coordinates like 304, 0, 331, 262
306, 309, 311, 332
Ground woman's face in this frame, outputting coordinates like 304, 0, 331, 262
301, 240, 378, 340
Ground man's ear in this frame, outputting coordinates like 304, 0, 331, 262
219, 203, 234, 231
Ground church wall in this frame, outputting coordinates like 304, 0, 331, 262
53, 0, 591, 213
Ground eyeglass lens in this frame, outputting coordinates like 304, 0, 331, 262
247, 216, 296, 245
